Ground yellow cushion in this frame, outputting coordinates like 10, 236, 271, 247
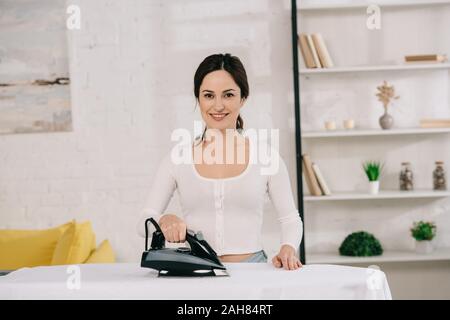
0, 222, 71, 270
51, 220, 96, 265
85, 240, 115, 264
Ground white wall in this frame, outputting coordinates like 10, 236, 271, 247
0, 0, 297, 262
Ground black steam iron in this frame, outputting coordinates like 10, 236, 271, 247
141, 218, 229, 277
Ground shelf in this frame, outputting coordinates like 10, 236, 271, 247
307, 248, 450, 264
304, 190, 450, 202
302, 127, 450, 138
299, 0, 450, 11
299, 63, 450, 74
292, 0, 450, 267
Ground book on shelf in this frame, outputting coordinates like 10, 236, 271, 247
298, 34, 316, 68
306, 34, 322, 68
298, 33, 333, 69
311, 33, 334, 68
312, 163, 331, 196
301, 154, 323, 196
301, 155, 317, 195
405, 54, 448, 63
420, 119, 450, 128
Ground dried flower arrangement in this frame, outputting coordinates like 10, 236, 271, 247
376, 80, 399, 112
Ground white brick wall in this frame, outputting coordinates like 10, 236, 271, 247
0, 0, 297, 262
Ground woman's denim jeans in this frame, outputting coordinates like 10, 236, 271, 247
242, 250, 268, 263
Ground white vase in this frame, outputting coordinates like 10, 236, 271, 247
415, 240, 434, 254
369, 181, 380, 195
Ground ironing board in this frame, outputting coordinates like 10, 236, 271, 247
0, 262, 392, 300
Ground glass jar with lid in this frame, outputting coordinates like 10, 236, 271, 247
433, 161, 447, 191
399, 162, 414, 191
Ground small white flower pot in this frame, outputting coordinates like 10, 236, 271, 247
415, 240, 434, 254
369, 181, 380, 195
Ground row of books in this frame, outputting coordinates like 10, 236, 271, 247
302, 154, 331, 196
420, 119, 450, 128
298, 33, 334, 69
298, 34, 448, 68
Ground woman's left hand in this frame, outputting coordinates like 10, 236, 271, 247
272, 245, 303, 270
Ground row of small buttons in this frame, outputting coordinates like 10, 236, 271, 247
214, 180, 225, 251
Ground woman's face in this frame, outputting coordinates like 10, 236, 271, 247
198, 70, 245, 132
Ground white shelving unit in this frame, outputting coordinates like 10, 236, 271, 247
299, 0, 450, 11
304, 190, 450, 202
308, 247, 450, 265
300, 63, 450, 75
297, 0, 450, 265
302, 128, 450, 138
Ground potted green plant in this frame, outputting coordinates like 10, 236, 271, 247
339, 231, 383, 257
410, 221, 436, 254
363, 161, 384, 194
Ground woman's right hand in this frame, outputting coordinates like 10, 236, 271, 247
159, 214, 187, 243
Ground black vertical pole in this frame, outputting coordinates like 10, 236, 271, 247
291, 0, 306, 264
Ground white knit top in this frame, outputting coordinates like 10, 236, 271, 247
137, 135, 303, 256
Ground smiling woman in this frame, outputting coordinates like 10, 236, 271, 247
194, 53, 248, 140
138, 53, 303, 271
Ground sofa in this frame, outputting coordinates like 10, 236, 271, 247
0, 220, 115, 271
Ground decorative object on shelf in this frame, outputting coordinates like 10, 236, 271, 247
375, 80, 399, 130
362, 160, 384, 194
420, 118, 450, 128
410, 221, 436, 254
405, 54, 448, 63
339, 231, 383, 257
343, 119, 355, 130
433, 161, 447, 190
399, 162, 414, 191
324, 120, 336, 131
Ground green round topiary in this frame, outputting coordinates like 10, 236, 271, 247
339, 231, 383, 257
